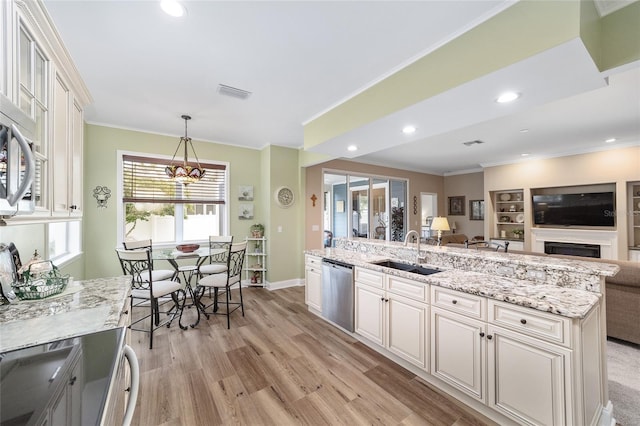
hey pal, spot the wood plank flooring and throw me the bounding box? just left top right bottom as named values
left=130, top=286, right=494, bottom=426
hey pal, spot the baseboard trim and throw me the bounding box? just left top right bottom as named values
left=265, top=278, right=304, bottom=291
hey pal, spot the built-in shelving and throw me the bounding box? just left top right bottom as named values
left=629, top=182, right=640, bottom=262
left=491, top=190, right=526, bottom=247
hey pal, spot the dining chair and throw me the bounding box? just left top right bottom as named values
left=123, top=239, right=176, bottom=281
left=198, top=235, right=233, bottom=277
left=116, top=248, right=186, bottom=349
left=194, top=241, right=247, bottom=329
left=464, top=240, right=509, bottom=252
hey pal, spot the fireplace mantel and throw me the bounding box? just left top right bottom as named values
left=530, top=227, right=618, bottom=259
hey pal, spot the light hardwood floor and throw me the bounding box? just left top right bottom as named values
left=130, top=286, right=494, bottom=425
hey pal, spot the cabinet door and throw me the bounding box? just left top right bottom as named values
left=70, top=101, right=83, bottom=215
left=355, top=283, right=385, bottom=346
left=50, top=385, right=68, bottom=426
left=305, top=266, right=322, bottom=312
left=487, top=326, right=570, bottom=426
left=68, top=355, right=83, bottom=426
left=387, top=294, right=427, bottom=369
left=431, top=307, right=486, bottom=401
left=52, top=72, right=69, bottom=215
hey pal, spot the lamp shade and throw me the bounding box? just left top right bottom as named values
left=431, top=216, right=450, bottom=231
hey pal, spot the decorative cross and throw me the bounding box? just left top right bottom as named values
left=311, top=194, right=318, bottom=207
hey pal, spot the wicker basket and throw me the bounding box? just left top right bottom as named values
left=12, top=261, right=70, bottom=300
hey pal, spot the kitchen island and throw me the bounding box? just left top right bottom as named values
left=0, top=276, right=131, bottom=352
left=305, top=239, right=619, bottom=426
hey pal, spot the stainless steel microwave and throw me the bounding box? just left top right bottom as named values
left=0, top=93, right=36, bottom=216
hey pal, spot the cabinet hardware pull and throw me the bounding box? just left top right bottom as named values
left=69, top=376, right=77, bottom=385
left=487, top=335, right=493, bottom=340
left=70, top=205, right=77, bottom=210
left=381, top=297, right=385, bottom=301
left=479, top=332, right=485, bottom=338
left=520, top=319, right=527, bottom=324
left=452, top=300, right=457, bottom=304
left=49, top=366, right=62, bottom=382
left=123, top=310, right=129, bottom=315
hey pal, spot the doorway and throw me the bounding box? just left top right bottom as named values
left=421, top=193, right=437, bottom=239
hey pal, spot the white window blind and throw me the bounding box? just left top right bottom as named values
left=122, top=155, right=226, bottom=204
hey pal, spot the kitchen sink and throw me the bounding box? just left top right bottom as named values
left=372, top=260, right=441, bottom=276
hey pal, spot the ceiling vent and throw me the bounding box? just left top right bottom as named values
left=217, top=84, right=252, bottom=100
left=463, top=140, right=485, bottom=146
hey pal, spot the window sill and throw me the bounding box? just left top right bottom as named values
left=51, top=251, right=83, bottom=269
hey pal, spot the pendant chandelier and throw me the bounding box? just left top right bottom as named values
left=165, top=114, right=205, bottom=185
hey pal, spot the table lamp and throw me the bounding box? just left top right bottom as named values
left=431, top=217, right=451, bottom=246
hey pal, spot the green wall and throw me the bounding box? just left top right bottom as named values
left=84, top=124, right=265, bottom=279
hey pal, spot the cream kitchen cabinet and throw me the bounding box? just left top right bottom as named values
left=431, top=307, right=486, bottom=401
left=51, top=70, right=84, bottom=217
left=355, top=268, right=428, bottom=369
left=2, top=0, right=90, bottom=221
left=487, top=325, right=570, bottom=425
left=431, top=285, right=603, bottom=426
left=304, top=255, right=322, bottom=313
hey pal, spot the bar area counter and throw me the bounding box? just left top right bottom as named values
left=304, top=238, right=620, bottom=426
left=0, top=276, right=131, bottom=352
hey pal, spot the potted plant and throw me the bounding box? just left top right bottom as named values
left=250, top=223, right=264, bottom=238
left=512, top=229, right=524, bottom=239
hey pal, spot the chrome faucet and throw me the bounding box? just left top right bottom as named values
left=404, top=230, right=424, bottom=264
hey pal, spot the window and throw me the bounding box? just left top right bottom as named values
left=48, top=220, right=81, bottom=263
left=323, top=171, right=407, bottom=244
left=120, top=154, right=228, bottom=244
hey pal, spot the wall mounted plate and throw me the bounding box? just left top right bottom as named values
left=275, top=186, right=295, bottom=208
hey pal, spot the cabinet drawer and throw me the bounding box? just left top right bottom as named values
left=387, top=275, right=428, bottom=303
left=305, top=255, right=322, bottom=267
left=431, top=287, right=486, bottom=320
left=355, top=267, right=384, bottom=289
left=488, top=300, right=570, bottom=346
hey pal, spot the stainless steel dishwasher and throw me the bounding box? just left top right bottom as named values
left=321, top=258, right=355, bottom=332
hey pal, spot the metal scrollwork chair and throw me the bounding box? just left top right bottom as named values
left=123, top=239, right=176, bottom=282
left=116, top=248, right=186, bottom=349
left=197, top=235, right=233, bottom=278
left=194, top=241, right=247, bottom=329
left=464, top=240, right=510, bottom=252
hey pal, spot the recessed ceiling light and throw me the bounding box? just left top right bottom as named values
left=519, top=128, right=529, bottom=133
left=402, top=125, right=416, bottom=135
left=521, top=153, right=530, bottom=157
left=161, top=0, right=186, bottom=17
left=605, top=138, right=616, bottom=143
left=496, top=91, right=520, bottom=103
left=347, top=145, right=358, bottom=152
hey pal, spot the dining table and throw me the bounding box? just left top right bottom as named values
left=153, top=246, right=227, bottom=328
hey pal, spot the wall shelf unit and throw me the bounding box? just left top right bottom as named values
left=244, top=237, right=266, bottom=287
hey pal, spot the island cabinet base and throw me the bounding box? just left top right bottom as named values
left=346, top=266, right=613, bottom=426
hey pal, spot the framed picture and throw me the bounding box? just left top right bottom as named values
left=238, top=185, right=254, bottom=201
left=336, top=200, right=345, bottom=213
left=469, top=199, right=484, bottom=220
left=238, top=203, right=254, bottom=220
left=448, top=196, right=465, bottom=216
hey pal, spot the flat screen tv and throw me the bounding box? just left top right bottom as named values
left=532, top=192, right=615, bottom=227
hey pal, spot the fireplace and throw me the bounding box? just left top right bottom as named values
left=544, top=241, right=601, bottom=258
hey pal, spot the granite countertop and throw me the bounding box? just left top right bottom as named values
left=0, top=276, right=131, bottom=353
left=306, top=248, right=600, bottom=319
